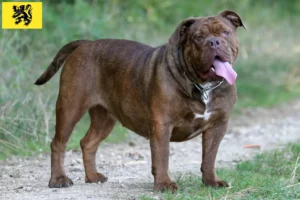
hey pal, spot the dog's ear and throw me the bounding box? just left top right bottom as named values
left=169, top=17, right=197, bottom=46
left=219, top=10, right=246, bottom=30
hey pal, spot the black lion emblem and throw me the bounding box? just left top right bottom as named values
left=12, top=4, right=32, bottom=26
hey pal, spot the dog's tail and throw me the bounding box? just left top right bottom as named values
left=34, top=40, right=89, bottom=85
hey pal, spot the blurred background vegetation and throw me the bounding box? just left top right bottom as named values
left=0, top=0, right=300, bottom=159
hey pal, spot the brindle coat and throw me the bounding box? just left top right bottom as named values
left=35, top=10, right=245, bottom=192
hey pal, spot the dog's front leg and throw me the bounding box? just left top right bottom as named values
left=150, top=123, right=178, bottom=192
left=201, top=121, right=229, bottom=187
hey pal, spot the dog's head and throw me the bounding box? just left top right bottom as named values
left=169, top=10, right=245, bottom=85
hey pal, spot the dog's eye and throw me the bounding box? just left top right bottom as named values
left=222, top=31, right=230, bottom=37
left=195, top=35, right=204, bottom=42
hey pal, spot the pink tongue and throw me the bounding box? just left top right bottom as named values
left=213, top=59, right=237, bottom=85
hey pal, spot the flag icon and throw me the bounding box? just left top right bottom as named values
left=2, top=2, right=42, bottom=29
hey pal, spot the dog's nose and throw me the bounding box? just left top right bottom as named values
left=208, top=37, right=221, bottom=49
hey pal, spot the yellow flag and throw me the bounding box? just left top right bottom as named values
left=2, top=2, right=42, bottom=29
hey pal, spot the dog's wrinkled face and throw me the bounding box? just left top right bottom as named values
left=169, top=10, right=245, bottom=84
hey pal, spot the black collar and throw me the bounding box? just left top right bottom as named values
left=176, top=45, right=223, bottom=100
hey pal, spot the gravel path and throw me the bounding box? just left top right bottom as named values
left=1, top=100, right=299, bottom=200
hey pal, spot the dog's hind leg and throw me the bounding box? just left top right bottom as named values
left=48, top=95, right=88, bottom=188
left=80, top=105, right=116, bottom=183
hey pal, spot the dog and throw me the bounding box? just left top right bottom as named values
left=35, top=10, right=245, bottom=192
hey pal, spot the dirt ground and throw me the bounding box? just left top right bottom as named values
left=1, top=100, right=299, bottom=200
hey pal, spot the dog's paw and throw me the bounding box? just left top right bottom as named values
left=48, top=175, right=73, bottom=188
left=154, top=181, right=178, bottom=193
left=202, top=179, right=229, bottom=188
left=85, top=173, right=108, bottom=183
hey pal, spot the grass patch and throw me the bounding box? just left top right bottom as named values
left=1, top=0, right=300, bottom=159
left=235, top=58, right=300, bottom=109
left=140, top=143, right=300, bottom=200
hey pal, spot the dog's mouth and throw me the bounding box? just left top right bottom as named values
left=199, top=56, right=237, bottom=85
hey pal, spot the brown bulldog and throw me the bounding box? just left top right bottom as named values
left=35, top=10, right=245, bottom=192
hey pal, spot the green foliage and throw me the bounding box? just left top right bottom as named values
left=1, top=0, right=300, bottom=159
left=141, top=143, right=300, bottom=200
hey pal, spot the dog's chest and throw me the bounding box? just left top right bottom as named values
left=189, top=89, right=215, bottom=132
left=190, top=82, right=217, bottom=122
left=193, top=91, right=212, bottom=121
left=171, top=89, right=216, bottom=141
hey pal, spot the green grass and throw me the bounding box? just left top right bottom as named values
left=0, top=0, right=300, bottom=159
left=140, top=143, right=300, bottom=200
